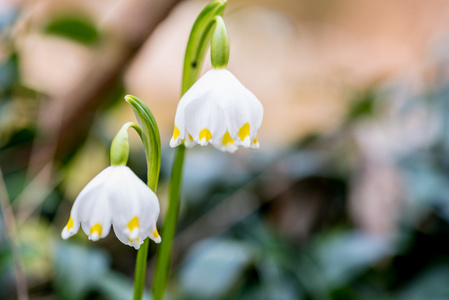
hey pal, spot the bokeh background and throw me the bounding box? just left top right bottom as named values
left=2, top=0, right=449, bottom=299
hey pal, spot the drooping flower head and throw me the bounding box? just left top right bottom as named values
left=61, top=122, right=161, bottom=249
left=170, top=69, right=263, bottom=152
left=170, top=15, right=263, bottom=153
left=61, top=165, right=161, bottom=249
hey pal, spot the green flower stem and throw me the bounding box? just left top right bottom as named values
left=125, top=95, right=162, bottom=300
left=152, top=145, right=185, bottom=300
left=152, top=1, right=227, bottom=300
left=134, top=240, right=150, bottom=300
left=181, top=0, right=227, bottom=94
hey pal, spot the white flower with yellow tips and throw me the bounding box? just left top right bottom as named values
left=61, top=165, right=161, bottom=249
left=170, top=69, right=263, bottom=153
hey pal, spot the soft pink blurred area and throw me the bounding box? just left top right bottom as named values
left=13, top=0, right=449, bottom=149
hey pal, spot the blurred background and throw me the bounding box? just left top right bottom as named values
left=1, top=0, right=449, bottom=299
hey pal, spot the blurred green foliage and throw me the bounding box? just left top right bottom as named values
left=44, top=15, right=99, bottom=45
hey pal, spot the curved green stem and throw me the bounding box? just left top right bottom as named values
left=152, top=145, right=185, bottom=300
left=125, top=95, right=162, bottom=300
left=152, top=1, right=227, bottom=300
left=181, top=0, right=227, bottom=94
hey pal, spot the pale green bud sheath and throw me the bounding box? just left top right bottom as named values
left=110, top=122, right=142, bottom=166
left=211, top=16, right=229, bottom=69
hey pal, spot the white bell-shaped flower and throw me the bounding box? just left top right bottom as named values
left=170, top=69, right=263, bottom=153
left=61, top=165, right=161, bottom=249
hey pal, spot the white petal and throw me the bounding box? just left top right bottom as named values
left=250, top=138, right=260, bottom=149
left=61, top=215, right=79, bottom=239
left=171, top=68, right=263, bottom=151
left=107, top=166, right=160, bottom=246
left=170, top=135, right=182, bottom=148
left=172, top=72, right=217, bottom=146
left=148, top=225, right=162, bottom=244
left=212, top=132, right=239, bottom=153
left=213, top=69, right=263, bottom=143
left=184, top=98, right=226, bottom=146
left=212, top=142, right=238, bottom=153
left=79, top=196, right=112, bottom=242
left=113, top=223, right=143, bottom=249
left=69, top=167, right=114, bottom=241
left=182, top=131, right=197, bottom=148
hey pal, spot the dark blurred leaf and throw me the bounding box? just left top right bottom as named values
left=256, top=257, right=304, bottom=300
left=311, top=231, right=393, bottom=288
left=44, top=15, right=99, bottom=45
left=94, top=271, right=149, bottom=300
left=178, top=238, right=256, bottom=299
left=54, top=242, right=110, bottom=300
left=1, top=170, right=28, bottom=202
left=0, top=53, right=19, bottom=94
left=234, top=218, right=307, bottom=300
left=346, top=89, right=377, bottom=123
left=399, top=260, right=449, bottom=300
left=0, top=241, right=15, bottom=299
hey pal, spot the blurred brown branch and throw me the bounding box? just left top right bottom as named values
left=29, top=0, right=182, bottom=174
left=0, top=168, right=29, bottom=300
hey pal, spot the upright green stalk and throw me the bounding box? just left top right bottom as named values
left=152, top=1, right=227, bottom=300
left=125, top=95, right=162, bottom=300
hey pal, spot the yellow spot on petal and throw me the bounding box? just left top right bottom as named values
left=90, top=223, right=102, bottom=236
left=253, top=137, right=258, bottom=144
left=127, top=237, right=140, bottom=243
left=199, top=128, right=212, bottom=142
left=222, top=131, right=234, bottom=146
left=238, top=123, right=250, bottom=141
left=127, top=216, right=139, bottom=232
left=188, top=133, right=194, bottom=141
left=173, top=126, right=180, bottom=140
left=66, top=216, right=74, bottom=230
left=153, top=228, right=160, bottom=239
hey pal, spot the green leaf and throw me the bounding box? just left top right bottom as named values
left=44, top=15, right=99, bottom=45
left=345, top=89, right=377, bottom=123
left=54, top=242, right=110, bottom=300
left=181, top=0, right=227, bottom=94
left=179, top=238, right=255, bottom=299
left=311, top=231, right=393, bottom=288
left=95, top=271, right=150, bottom=300
left=124, top=95, right=161, bottom=192
left=399, top=260, right=449, bottom=300
left=0, top=53, right=19, bottom=94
